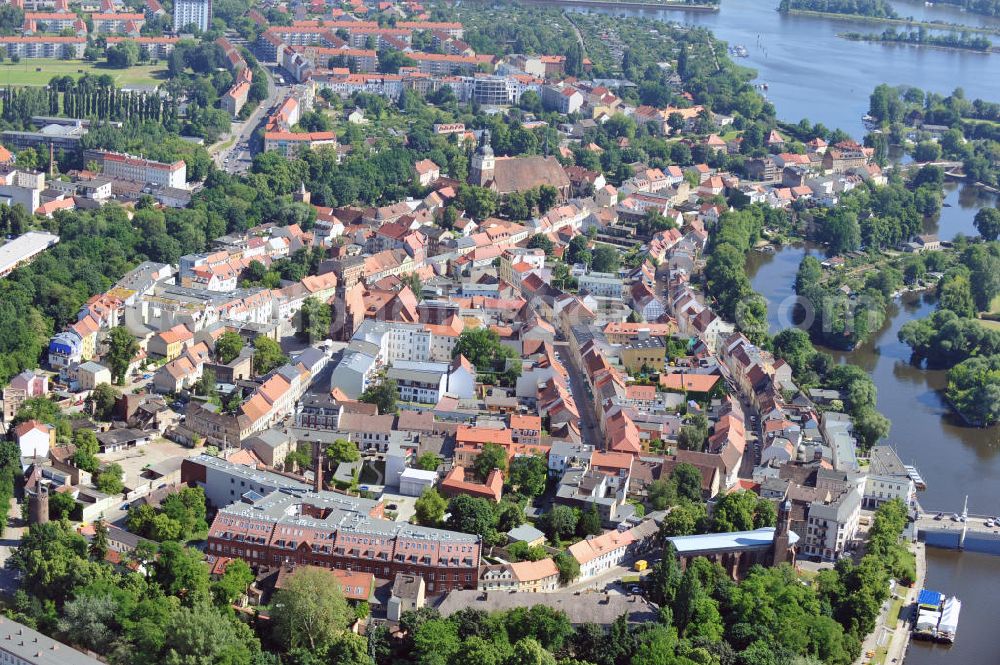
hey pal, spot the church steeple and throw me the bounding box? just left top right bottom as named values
left=469, top=129, right=495, bottom=187
left=771, top=499, right=793, bottom=567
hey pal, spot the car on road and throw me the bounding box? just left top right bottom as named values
left=934, top=512, right=943, bottom=520
left=120, top=503, right=130, bottom=511
left=951, top=513, right=960, bottom=521
left=629, top=586, right=642, bottom=594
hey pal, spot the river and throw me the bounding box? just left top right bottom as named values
left=746, top=213, right=998, bottom=664
left=569, top=0, right=1000, bottom=137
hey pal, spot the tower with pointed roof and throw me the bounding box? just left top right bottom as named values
left=469, top=129, right=495, bottom=188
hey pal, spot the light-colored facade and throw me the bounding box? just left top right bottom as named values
left=173, top=0, right=211, bottom=32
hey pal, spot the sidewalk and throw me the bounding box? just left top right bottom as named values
left=854, top=540, right=926, bottom=665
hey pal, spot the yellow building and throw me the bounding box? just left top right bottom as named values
left=620, top=337, right=667, bottom=374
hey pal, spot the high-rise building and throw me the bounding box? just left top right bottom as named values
left=173, top=0, right=211, bottom=33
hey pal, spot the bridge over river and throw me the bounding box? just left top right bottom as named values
left=914, top=498, right=1000, bottom=555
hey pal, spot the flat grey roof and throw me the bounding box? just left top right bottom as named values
left=0, top=615, right=102, bottom=663
left=0, top=232, right=59, bottom=275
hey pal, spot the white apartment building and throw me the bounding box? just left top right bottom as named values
left=173, top=0, right=211, bottom=32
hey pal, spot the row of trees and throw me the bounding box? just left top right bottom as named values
left=705, top=206, right=772, bottom=345
left=779, top=0, right=899, bottom=17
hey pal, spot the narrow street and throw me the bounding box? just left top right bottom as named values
left=553, top=341, right=601, bottom=450
left=0, top=496, right=25, bottom=598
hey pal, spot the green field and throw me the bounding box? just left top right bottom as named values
left=0, top=60, right=166, bottom=87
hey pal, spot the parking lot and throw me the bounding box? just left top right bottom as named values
left=101, top=437, right=200, bottom=488
left=378, top=492, right=417, bottom=523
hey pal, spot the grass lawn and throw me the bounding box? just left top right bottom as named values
left=978, top=319, right=1000, bottom=330
left=0, top=59, right=166, bottom=87
left=887, top=597, right=903, bottom=626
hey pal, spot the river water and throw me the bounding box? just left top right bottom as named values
left=573, top=0, right=1000, bottom=137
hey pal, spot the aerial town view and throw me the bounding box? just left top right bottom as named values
left=0, top=0, right=998, bottom=662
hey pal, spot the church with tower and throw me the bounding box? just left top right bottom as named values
left=664, top=500, right=799, bottom=581
left=468, top=129, right=571, bottom=199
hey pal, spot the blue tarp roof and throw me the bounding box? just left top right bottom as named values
left=918, top=589, right=943, bottom=607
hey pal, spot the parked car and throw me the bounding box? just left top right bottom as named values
left=934, top=512, right=943, bottom=520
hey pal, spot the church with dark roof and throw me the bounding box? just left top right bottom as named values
left=469, top=130, right=571, bottom=199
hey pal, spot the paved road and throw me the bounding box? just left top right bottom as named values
left=562, top=551, right=656, bottom=593
left=0, top=497, right=25, bottom=597
left=213, top=63, right=286, bottom=174
left=553, top=341, right=601, bottom=449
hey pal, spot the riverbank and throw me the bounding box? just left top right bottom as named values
left=781, top=7, right=1000, bottom=35
left=518, top=0, right=719, bottom=11
left=837, top=32, right=993, bottom=52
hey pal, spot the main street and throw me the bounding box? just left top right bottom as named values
left=212, top=61, right=287, bottom=174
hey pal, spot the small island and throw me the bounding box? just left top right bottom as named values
left=840, top=28, right=993, bottom=52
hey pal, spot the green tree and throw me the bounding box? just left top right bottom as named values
left=71, top=428, right=100, bottom=472
left=453, top=328, right=519, bottom=383
left=510, top=637, right=557, bottom=665
left=325, top=439, right=360, bottom=465
left=215, top=331, right=244, bottom=364
left=473, top=442, right=509, bottom=481
left=415, top=452, right=441, bottom=471
left=577, top=503, right=602, bottom=537
left=974, top=207, right=1000, bottom=241
left=507, top=454, right=547, bottom=497
left=660, top=502, right=706, bottom=537
left=527, top=233, right=554, bottom=255
left=325, top=632, right=374, bottom=665
left=412, top=618, right=460, bottom=665
left=554, top=551, right=580, bottom=584
left=96, top=463, right=124, bottom=495
left=252, top=336, right=287, bottom=376
left=162, top=602, right=259, bottom=665
left=360, top=377, right=397, bottom=414
left=445, top=494, right=497, bottom=540
left=645, top=543, right=681, bottom=606
left=211, top=559, right=254, bottom=606
left=539, top=505, right=578, bottom=542
left=565, top=235, right=592, bottom=266
left=49, top=490, right=77, bottom=520
left=938, top=272, right=977, bottom=318
left=647, top=479, right=677, bottom=511
left=414, top=487, right=446, bottom=526
left=271, top=566, right=351, bottom=651
left=86, top=383, right=120, bottom=421
left=711, top=491, right=775, bottom=533
left=671, top=463, right=704, bottom=503
left=591, top=246, right=620, bottom=273
left=298, top=296, right=332, bottom=342
left=106, top=326, right=139, bottom=385
left=89, top=519, right=109, bottom=561
left=155, top=541, right=210, bottom=605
